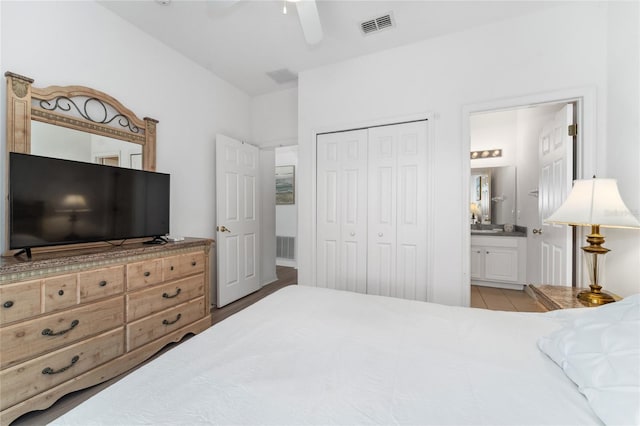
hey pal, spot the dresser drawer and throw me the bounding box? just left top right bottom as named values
left=163, top=251, right=205, bottom=281
left=0, top=296, right=124, bottom=369
left=127, top=275, right=205, bottom=322
left=127, top=258, right=164, bottom=291
left=0, top=327, right=124, bottom=410
left=43, top=274, right=78, bottom=313
left=127, top=297, right=205, bottom=351
left=79, top=265, right=124, bottom=303
left=0, top=280, right=41, bottom=325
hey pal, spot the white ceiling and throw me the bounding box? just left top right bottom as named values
left=98, top=0, right=561, bottom=96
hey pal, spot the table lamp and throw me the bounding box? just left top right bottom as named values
left=545, top=177, right=640, bottom=305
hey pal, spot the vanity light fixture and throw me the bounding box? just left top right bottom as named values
left=470, top=149, right=502, bottom=159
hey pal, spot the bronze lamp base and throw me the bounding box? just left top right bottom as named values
left=577, top=288, right=616, bottom=305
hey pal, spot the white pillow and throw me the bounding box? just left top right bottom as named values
left=538, top=294, right=640, bottom=426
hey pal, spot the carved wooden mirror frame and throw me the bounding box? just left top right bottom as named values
left=4, top=71, right=158, bottom=255
left=5, top=71, right=157, bottom=170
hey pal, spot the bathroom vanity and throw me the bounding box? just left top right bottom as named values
left=470, top=227, right=527, bottom=290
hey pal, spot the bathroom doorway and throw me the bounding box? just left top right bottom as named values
left=463, top=88, right=596, bottom=306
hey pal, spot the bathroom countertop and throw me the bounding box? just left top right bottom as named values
left=470, top=225, right=527, bottom=237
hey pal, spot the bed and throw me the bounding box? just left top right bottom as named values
left=51, top=285, right=639, bottom=425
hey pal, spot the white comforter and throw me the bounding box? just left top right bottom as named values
left=52, top=286, right=601, bottom=425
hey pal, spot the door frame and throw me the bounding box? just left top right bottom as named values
left=308, top=112, right=436, bottom=299
left=461, top=87, right=597, bottom=306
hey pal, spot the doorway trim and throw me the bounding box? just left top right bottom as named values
left=461, top=87, right=597, bottom=306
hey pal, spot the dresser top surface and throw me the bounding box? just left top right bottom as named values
left=0, top=238, right=213, bottom=279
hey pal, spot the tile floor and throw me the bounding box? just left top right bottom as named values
left=470, top=285, right=546, bottom=312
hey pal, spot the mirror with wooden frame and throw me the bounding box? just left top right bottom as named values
left=5, top=71, right=157, bottom=169
left=4, top=71, right=158, bottom=254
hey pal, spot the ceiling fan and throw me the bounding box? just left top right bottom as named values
left=205, top=0, right=323, bottom=45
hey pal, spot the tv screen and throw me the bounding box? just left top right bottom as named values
left=9, top=152, right=170, bottom=250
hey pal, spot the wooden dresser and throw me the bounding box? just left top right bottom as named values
left=0, top=238, right=213, bottom=425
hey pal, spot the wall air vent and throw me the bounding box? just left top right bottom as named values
left=360, top=12, right=394, bottom=35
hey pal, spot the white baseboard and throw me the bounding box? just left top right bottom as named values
left=276, top=259, right=297, bottom=268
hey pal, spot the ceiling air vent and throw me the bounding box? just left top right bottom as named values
left=266, top=68, right=298, bottom=85
left=360, top=13, right=394, bottom=35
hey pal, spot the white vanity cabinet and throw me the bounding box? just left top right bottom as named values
left=471, top=236, right=526, bottom=290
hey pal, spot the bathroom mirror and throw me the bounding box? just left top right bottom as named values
left=5, top=71, right=157, bottom=171
left=31, top=121, right=143, bottom=168
left=470, top=166, right=516, bottom=225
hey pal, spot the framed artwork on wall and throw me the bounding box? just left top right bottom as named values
left=276, top=165, right=295, bottom=205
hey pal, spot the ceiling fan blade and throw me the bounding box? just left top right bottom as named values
left=295, top=0, right=323, bottom=45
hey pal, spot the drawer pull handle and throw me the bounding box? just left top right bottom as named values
left=3, top=301, right=14, bottom=308
left=42, top=319, right=80, bottom=336
left=99, top=280, right=108, bottom=287
left=58, top=290, right=64, bottom=296
left=42, top=355, right=80, bottom=375
left=162, top=288, right=182, bottom=299
left=170, top=266, right=174, bottom=271
left=144, top=271, right=151, bottom=277
left=191, top=261, right=196, bottom=266
left=162, top=313, right=182, bottom=326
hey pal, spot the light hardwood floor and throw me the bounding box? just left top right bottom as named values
left=10, top=268, right=543, bottom=425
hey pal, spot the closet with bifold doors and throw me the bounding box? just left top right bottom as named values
left=316, top=120, right=429, bottom=301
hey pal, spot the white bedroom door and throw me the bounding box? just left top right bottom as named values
left=216, top=134, right=261, bottom=307
left=538, top=104, right=574, bottom=286
left=367, top=121, right=428, bottom=300
left=316, top=129, right=368, bottom=293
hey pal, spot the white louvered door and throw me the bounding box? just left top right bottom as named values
left=316, top=129, right=368, bottom=293
left=316, top=121, right=428, bottom=301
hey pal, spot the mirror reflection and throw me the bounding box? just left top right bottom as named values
left=31, top=121, right=143, bottom=169
left=470, top=166, right=516, bottom=225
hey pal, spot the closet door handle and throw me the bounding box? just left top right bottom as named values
left=378, top=232, right=383, bottom=237
left=350, top=232, right=356, bottom=237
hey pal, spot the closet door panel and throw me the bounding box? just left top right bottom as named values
left=316, top=130, right=368, bottom=292
left=367, top=128, right=397, bottom=297
left=317, top=138, right=340, bottom=290
left=340, top=135, right=368, bottom=293
left=396, top=122, right=429, bottom=301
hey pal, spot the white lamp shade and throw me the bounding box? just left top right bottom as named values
left=545, top=178, right=640, bottom=229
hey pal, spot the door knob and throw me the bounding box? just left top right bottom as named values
left=533, top=228, right=542, bottom=234
left=217, top=225, right=231, bottom=233
left=350, top=232, right=356, bottom=237
left=378, top=232, right=383, bottom=237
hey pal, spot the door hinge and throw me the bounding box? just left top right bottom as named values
left=568, top=124, right=578, bottom=137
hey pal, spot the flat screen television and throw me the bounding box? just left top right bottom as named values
left=9, top=152, right=170, bottom=255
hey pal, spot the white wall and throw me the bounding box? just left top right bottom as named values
left=251, top=88, right=299, bottom=273
left=1, top=1, right=252, bottom=297
left=604, top=1, right=640, bottom=297
left=251, top=87, right=298, bottom=147
left=260, top=149, right=277, bottom=285
left=298, top=2, right=639, bottom=304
